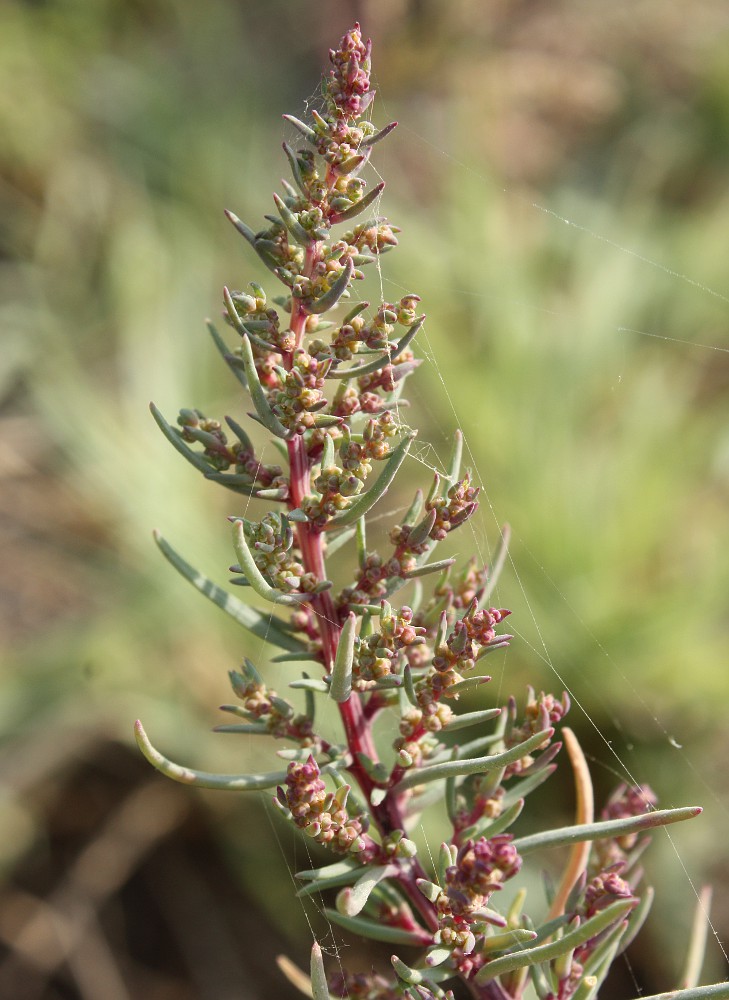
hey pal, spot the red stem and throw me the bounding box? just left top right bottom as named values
left=284, top=242, right=438, bottom=934
left=286, top=245, right=378, bottom=796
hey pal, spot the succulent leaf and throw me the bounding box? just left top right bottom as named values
left=153, top=531, right=304, bottom=651
left=513, top=806, right=702, bottom=855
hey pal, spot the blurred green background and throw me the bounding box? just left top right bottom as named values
left=1, top=0, right=728, bottom=997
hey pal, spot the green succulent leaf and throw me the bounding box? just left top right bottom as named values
left=335, top=865, right=394, bottom=916
left=206, top=320, right=248, bottom=388
left=474, top=900, right=635, bottom=983
left=150, top=403, right=214, bottom=476
left=297, top=867, right=370, bottom=898
left=273, top=191, right=316, bottom=246
left=442, top=708, right=502, bottom=734
left=482, top=523, right=511, bottom=604
left=393, top=727, right=554, bottom=793
left=360, top=121, right=398, bottom=147
left=153, top=531, right=304, bottom=652
left=213, top=722, right=271, bottom=735
left=296, top=858, right=364, bottom=883
left=289, top=678, right=330, bottom=693
left=231, top=520, right=309, bottom=607
left=322, top=908, right=430, bottom=947
left=230, top=307, right=293, bottom=440
left=282, top=114, right=317, bottom=142
left=392, top=956, right=426, bottom=985
left=309, top=942, right=329, bottom=1000
left=459, top=798, right=525, bottom=842
left=513, top=805, right=702, bottom=854
left=403, top=557, right=456, bottom=580
left=501, top=765, right=557, bottom=808
left=328, top=432, right=416, bottom=528
left=482, top=928, right=538, bottom=954
left=638, top=986, right=729, bottom=1000
left=330, top=180, right=385, bottom=224
left=282, top=142, right=307, bottom=194
left=329, top=611, right=356, bottom=702
left=135, top=720, right=287, bottom=790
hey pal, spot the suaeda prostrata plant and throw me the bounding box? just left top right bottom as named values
left=135, top=24, right=726, bottom=1000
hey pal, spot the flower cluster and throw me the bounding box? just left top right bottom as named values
left=443, top=836, right=522, bottom=917
left=224, top=660, right=316, bottom=745
left=327, top=22, right=374, bottom=119
left=302, top=417, right=401, bottom=527
left=177, top=408, right=286, bottom=491
left=502, top=687, right=570, bottom=778
left=278, top=755, right=376, bottom=858
left=349, top=604, right=427, bottom=690
left=236, top=512, right=317, bottom=594
left=395, top=603, right=512, bottom=755
left=584, top=866, right=636, bottom=917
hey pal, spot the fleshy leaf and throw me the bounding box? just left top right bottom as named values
left=459, top=798, right=525, bottom=842
left=232, top=520, right=309, bottom=607
left=282, top=114, right=316, bottom=142
left=502, top=765, right=558, bottom=807
left=403, top=557, right=456, bottom=580
left=153, top=531, right=304, bottom=651
left=150, top=403, right=214, bottom=476
left=637, top=986, right=729, bottom=1000
left=392, top=956, right=425, bottom=985
left=678, top=885, right=713, bottom=990
left=296, top=858, right=365, bottom=882
left=474, top=899, right=635, bottom=983
left=227, top=301, right=293, bottom=440
left=310, top=942, right=330, bottom=1000
left=360, top=121, right=398, bottom=146
left=273, top=191, right=315, bottom=246
left=328, top=433, right=416, bottom=527
left=330, top=181, right=385, bottom=224
left=482, top=929, right=538, bottom=953
left=135, top=720, right=286, bottom=790
left=482, top=524, right=511, bottom=604
left=393, top=727, right=554, bottom=793
left=335, top=865, right=394, bottom=916
left=513, top=805, right=702, bottom=854
left=442, top=708, right=501, bottom=733
left=282, top=142, right=307, bottom=194
left=206, top=320, right=248, bottom=388
left=329, top=612, right=356, bottom=702
left=289, top=678, right=330, bottom=693
left=322, top=908, right=431, bottom=946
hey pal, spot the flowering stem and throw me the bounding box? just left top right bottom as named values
left=141, top=23, right=713, bottom=1000
left=287, top=243, right=381, bottom=808
left=284, top=247, right=436, bottom=935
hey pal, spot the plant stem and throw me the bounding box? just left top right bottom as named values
left=284, top=242, right=437, bottom=935
left=287, top=244, right=380, bottom=802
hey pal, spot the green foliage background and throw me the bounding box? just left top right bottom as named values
left=1, top=0, right=728, bottom=995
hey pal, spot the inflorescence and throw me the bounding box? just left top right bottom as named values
left=136, top=24, right=712, bottom=1000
